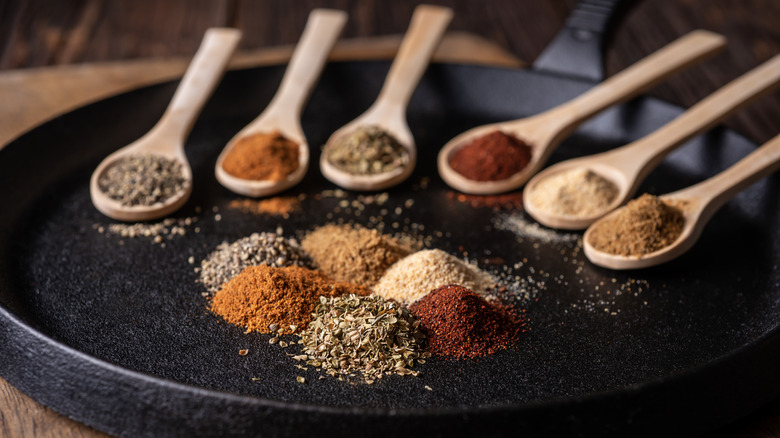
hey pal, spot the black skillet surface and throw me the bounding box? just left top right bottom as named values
left=3, top=11, right=780, bottom=438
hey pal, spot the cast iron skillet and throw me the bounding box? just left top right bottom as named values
left=2, top=1, right=780, bottom=437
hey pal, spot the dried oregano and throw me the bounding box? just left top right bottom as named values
left=294, top=294, right=429, bottom=384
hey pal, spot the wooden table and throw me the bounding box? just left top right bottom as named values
left=1, top=1, right=779, bottom=436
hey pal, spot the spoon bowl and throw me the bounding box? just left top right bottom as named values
left=320, top=4, right=452, bottom=191
left=215, top=9, right=347, bottom=197
left=524, top=54, right=780, bottom=230
left=90, top=28, right=242, bottom=221
left=438, top=30, right=726, bottom=195
left=584, top=132, right=780, bottom=270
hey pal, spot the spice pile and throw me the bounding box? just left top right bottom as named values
left=373, top=249, right=495, bottom=304
left=200, top=232, right=313, bottom=292
left=210, top=265, right=370, bottom=334
left=448, top=131, right=532, bottom=181
left=301, top=223, right=412, bottom=287
left=324, top=125, right=406, bottom=175
left=587, top=193, right=685, bottom=256
left=98, top=153, right=187, bottom=206
left=221, top=131, right=299, bottom=181
left=294, top=294, right=429, bottom=383
left=527, top=168, right=619, bottom=217
left=410, top=285, right=526, bottom=358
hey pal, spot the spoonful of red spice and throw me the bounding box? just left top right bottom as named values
left=437, top=30, right=725, bottom=195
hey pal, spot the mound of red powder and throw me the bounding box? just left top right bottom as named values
left=409, top=284, right=527, bottom=358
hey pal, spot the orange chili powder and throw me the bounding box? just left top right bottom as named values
left=221, top=131, right=299, bottom=181
left=209, top=265, right=370, bottom=334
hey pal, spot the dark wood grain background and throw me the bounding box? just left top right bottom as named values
left=1, top=0, right=779, bottom=437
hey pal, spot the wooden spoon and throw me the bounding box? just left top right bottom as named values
left=584, top=133, right=780, bottom=270
left=524, top=54, right=780, bottom=230
left=437, top=30, right=726, bottom=195
left=90, top=28, right=242, bottom=221
left=215, top=9, right=347, bottom=197
left=320, top=5, right=453, bottom=191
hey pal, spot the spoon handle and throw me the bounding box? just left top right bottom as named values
left=154, top=28, right=242, bottom=144
left=371, top=5, right=453, bottom=116
left=608, top=54, right=780, bottom=178
left=260, top=9, right=347, bottom=125
left=542, top=30, right=725, bottom=134
left=673, top=133, right=780, bottom=217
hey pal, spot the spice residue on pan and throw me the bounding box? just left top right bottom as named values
left=448, top=131, right=532, bottom=181
left=588, top=193, right=685, bottom=256
left=94, top=216, right=199, bottom=246
left=98, top=153, right=187, bottom=206
left=228, top=196, right=301, bottom=218
left=221, top=131, right=299, bottom=181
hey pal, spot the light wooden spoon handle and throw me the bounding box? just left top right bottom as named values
left=370, top=5, right=452, bottom=116
left=673, top=133, right=780, bottom=216
left=259, top=9, right=347, bottom=125
left=153, top=28, right=242, bottom=143
left=611, top=54, right=780, bottom=176
left=542, top=30, right=725, bottom=133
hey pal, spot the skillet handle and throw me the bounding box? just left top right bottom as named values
left=532, top=0, right=636, bottom=82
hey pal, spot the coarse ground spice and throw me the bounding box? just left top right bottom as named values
left=410, top=284, right=526, bottom=358
left=209, top=265, right=369, bottom=334
left=221, top=131, right=299, bottom=181
left=449, top=131, right=532, bottom=181
left=199, top=232, right=313, bottom=293
left=293, top=294, right=429, bottom=383
left=98, top=153, right=187, bottom=206
left=372, top=249, right=495, bottom=304
left=324, top=125, right=406, bottom=175
left=228, top=196, right=300, bottom=218
left=301, top=223, right=412, bottom=288
left=527, top=168, right=618, bottom=217
left=587, top=193, right=685, bottom=256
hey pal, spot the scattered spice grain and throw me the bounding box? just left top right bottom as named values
left=324, top=125, right=406, bottom=175
left=296, top=294, right=429, bottom=383
left=228, top=196, right=300, bottom=217
left=221, top=131, right=299, bottom=181
left=448, top=131, right=532, bottom=181
left=96, top=216, right=198, bottom=243
left=373, top=249, right=495, bottom=304
left=527, top=168, right=618, bottom=217
left=200, top=232, right=313, bottom=293
left=587, top=193, right=684, bottom=256
left=98, top=153, right=187, bottom=206
left=410, top=284, right=526, bottom=358
left=301, top=224, right=412, bottom=288
left=210, top=265, right=370, bottom=334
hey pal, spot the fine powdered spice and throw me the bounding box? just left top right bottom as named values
left=372, top=249, right=495, bottom=304
left=447, top=190, right=524, bottom=210
left=448, top=131, right=532, bottom=181
left=228, top=196, right=300, bottom=218
left=98, top=153, right=187, bottom=206
left=293, top=294, right=428, bottom=383
left=301, top=223, right=412, bottom=288
left=410, top=284, right=526, bottom=358
left=210, top=265, right=369, bottom=334
left=527, top=168, right=618, bottom=217
left=200, top=232, right=313, bottom=292
left=587, top=193, right=685, bottom=256
left=324, top=125, right=406, bottom=175
left=221, top=131, right=299, bottom=181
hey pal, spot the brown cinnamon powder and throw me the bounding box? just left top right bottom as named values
left=587, top=193, right=684, bottom=256
left=221, top=131, right=299, bottom=181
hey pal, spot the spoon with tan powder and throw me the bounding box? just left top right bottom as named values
left=319, top=5, right=453, bottom=191
left=215, top=9, right=347, bottom=197
left=90, top=28, right=242, bottom=221
left=583, top=132, right=780, bottom=270
left=524, top=54, right=780, bottom=230
left=437, top=30, right=726, bottom=195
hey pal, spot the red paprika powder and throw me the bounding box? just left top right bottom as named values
left=448, top=130, right=532, bottom=181
left=409, top=284, right=527, bottom=358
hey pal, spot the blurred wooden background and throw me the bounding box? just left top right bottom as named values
left=0, top=0, right=779, bottom=437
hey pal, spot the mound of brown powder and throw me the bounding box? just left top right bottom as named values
left=301, top=224, right=412, bottom=288
left=209, top=265, right=369, bottom=334
left=221, top=131, right=299, bottom=181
